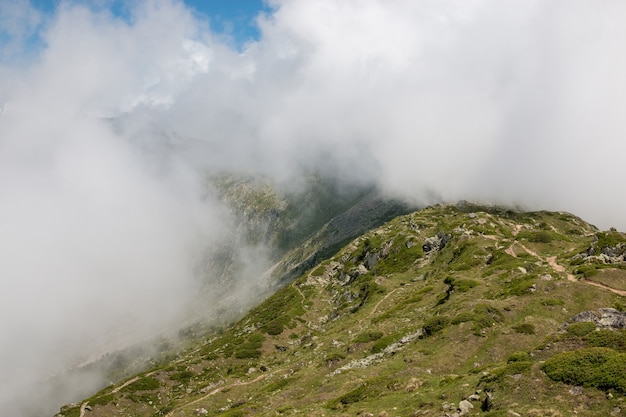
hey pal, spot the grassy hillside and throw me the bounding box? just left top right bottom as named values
left=57, top=205, right=626, bottom=417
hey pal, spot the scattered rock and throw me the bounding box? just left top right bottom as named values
left=458, top=399, right=474, bottom=415
left=442, top=402, right=455, bottom=411
left=569, top=386, right=583, bottom=396
left=195, top=408, right=209, bottom=416
left=405, top=377, right=422, bottom=392
left=380, top=240, right=393, bottom=257
left=467, top=394, right=481, bottom=402
left=611, top=407, right=621, bottom=416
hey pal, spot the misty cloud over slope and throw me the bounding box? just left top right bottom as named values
left=1, top=0, right=625, bottom=415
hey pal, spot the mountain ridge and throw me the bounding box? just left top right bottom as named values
left=56, top=204, right=626, bottom=417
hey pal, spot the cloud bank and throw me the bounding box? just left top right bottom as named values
left=1, top=0, right=626, bottom=415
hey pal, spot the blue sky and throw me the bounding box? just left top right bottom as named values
left=27, top=0, right=268, bottom=47
left=185, top=0, right=269, bottom=44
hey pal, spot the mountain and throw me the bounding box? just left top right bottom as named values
left=56, top=204, right=626, bottom=417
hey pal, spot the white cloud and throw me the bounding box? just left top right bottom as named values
left=2, top=0, right=626, bottom=415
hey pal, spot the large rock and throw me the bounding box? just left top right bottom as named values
left=568, top=308, right=626, bottom=329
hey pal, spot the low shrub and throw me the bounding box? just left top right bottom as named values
left=566, top=322, right=596, bottom=337
left=472, top=304, right=504, bottom=332
left=542, top=347, right=626, bottom=393
left=508, top=351, right=532, bottom=363
left=353, top=331, right=384, bottom=343
left=584, top=329, right=626, bottom=351
left=512, top=323, right=536, bottom=335
left=371, top=335, right=397, bottom=353
left=451, top=312, right=474, bottom=325
left=121, top=376, right=160, bottom=392
left=88, top=394, right=114, bottom=406
left=423, top=316, right=450, bottom=337
left=169, top=370, right=194, bottom=382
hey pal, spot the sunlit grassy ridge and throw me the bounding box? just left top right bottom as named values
left=59, top=204, right=626, bottom=417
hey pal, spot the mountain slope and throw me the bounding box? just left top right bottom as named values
left=57, top=204, right=626, bottom=417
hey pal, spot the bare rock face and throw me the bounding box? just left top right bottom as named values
left=568, top=308, right=626, bottom=329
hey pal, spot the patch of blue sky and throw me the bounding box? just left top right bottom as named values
left=185, top=0, right=270, bottom=49
left=27, top=0, right=268, bottom=48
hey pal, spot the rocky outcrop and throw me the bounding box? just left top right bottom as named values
left=422, top=231, right=451, bottom=254
left=567, top=308, right=626, bottom=329
left=572, top=233, right=626, bottom=264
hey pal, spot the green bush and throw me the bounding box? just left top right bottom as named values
left=263, top=317, right=287, bottom=335
left=566, top=322, right=596, bottom=337
left=504, top=276, right=536, bottom=296
left=121, top=376, right=160, bottom=392
left=353, top=331, right=384, bottom=343
left=60, top=407, right=81, bottom=417
left=541, top=298, right=564, bottom=306
left=234, top=348, right=261, bottom=359
left=512, top=323, right=535, bottom=335
left=454, top=279, right=480, bottom=292
left=328, top=378, right=389, bottom=408
left=338, top=384, right=369, bottom=405
left=325, top=352, right=345, bottom=364
left=371, top=335, right=397, bottom=353
left=169, top=370, right=194, bottom=382
left=584, top=329, right=626, bottom=351
left=575, top=265, right=601, bottom=278
left=423, top=316, right=450, bottom=337
left=528, top=231, right=553, bottom=243
left=472, top=304, right=504, bottom=332
left=311, top=266, right=325, bottom=276
left=88, top=394, right=114, bottom=406
left=451, top=312, right=474, bottom=325
left=542, top=347, right=626, bottom=393
left=221, top=410, right=244, bottom=417
left=481, top=361, right=532, bottom=383
left=248, top=333, right=265, bottom=343
left=264, top=377, right=294, bottom=392
left=508, top=351, right=532, bottom=363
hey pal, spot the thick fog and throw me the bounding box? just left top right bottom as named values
left=1, top=0, right=625, bottom=415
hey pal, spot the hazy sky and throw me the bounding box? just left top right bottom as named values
left=1, top=1, right=626, bottom=415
